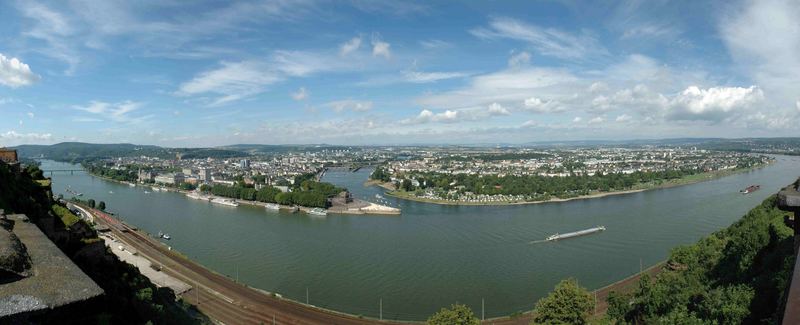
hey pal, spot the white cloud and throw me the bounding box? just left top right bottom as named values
left=326, top=100, right=373, bottom=113
left=621, top=22, right=681, bottom=40
left=340, top=37, right=362, bottom=56
left=667, top=86, right=764, bottom=121
left=15, top=2, right=80, bottom=73
left=488, top=103, right=511, bottom=116
left=523, top=97, right=563, bottom=113
left=177, top=61, right=281, bottom=106
left=615, top=114, right=632, bottom=122
left=0, top=54, right=40, bottom=88
left=72, top=100, right=149, bottom=123
left=177, top=50, right=350, bottom=105
left=402, top=70, right=469, bottom=83
left=419, top=39, right=451, bottom=49
left=508, top=51, right=531, bottom=68
left=0, top=130, right=52, bottom=142
left=471, top=16, right=607, bottom=59
left=796, top=100, right=800, bottom=112
left=589, top=82, right=608, bottom=93
left=27, top=112, right=35, bottom=119
left=416, top=67, right=578, bottom=110
left=402, top=109, right=462, bottom=124
left=371, top=35, right=391, bottom=59
left=291, top=87, right=309, bottom=101
left=572, top=117, right=582, bottom=123
left=721, top=0, right=800, bottom=106
left=521, top=120, right=538, bottom=128
left=588, top=116, right=605, bottom=124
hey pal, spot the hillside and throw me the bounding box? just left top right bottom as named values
left=606, top=194, right=796, bottom=324
left=0, top=162, right=207, bottom=324
left=12, top=142, right=247, bottom=162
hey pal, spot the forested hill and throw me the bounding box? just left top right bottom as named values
left=606, top=194, right=796, bottom=324
left=12, top=142, right=247, bottom=162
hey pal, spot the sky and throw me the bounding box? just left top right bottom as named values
left=0, top=0, right=799, bottom=147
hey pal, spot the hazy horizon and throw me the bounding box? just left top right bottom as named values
left=1, top=0, right=799, bottom=147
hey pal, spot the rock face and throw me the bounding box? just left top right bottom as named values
left=778, top=178, right=800, bottom=211
left=0, top=227, right=32, bottom=280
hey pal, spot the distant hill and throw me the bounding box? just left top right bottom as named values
left=12, top=142, right=248, bottom=162
left=220, top=144, right=355, bottom=154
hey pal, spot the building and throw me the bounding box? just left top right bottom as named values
left=198, top=168, right=211, bottom=183
left=0, top=148, right=17, bottom=164
left=213, top=179, right=236, bottom=186
left=154, top=173, right=185, bottom=185
left=182, top=168, right=195, bottom=177
left=240, top=159, right=251, bottom=169
left=137, top=169, right=155, bottom=183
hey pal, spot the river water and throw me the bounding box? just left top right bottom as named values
left=41, top=156, right=800, bottom=320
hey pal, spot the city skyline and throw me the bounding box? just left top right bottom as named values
left=1, top=0, right=799, bottom=147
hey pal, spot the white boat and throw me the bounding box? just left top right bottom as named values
left=308, top=208, right=327, bottom=216
left=546, top=226, right=605, bottom=241
left=151, top=186, right=160, bottom=192
left=144, top=191, right=151, bottom=194
left=211, top=198, right=239, bottom=207
left=265, top=203, right=280, bottom=210
left=162, top=233, right=171, bottom=240
left=128, top=183, right=135, bottom=187
left=109, top=191, right=114, bottom=194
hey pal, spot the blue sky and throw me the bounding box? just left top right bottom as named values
left=1, top=0, right=798, bottom=146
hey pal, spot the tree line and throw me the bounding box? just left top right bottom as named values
left=382, top=168, right=707, bottom=199
left=202, top=179, right=343, bottom=208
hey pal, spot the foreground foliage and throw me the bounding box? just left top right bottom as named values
left=607, top=195, right=794, bottom=324
left=427, top=304, right=480, bottom=325
left=532, top=279, right=593, bottom=325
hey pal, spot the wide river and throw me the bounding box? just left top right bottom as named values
left=41, top=156, right=800, bottom=320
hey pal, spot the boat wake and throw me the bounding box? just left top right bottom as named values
left=528, top=239, right=549, bottom=244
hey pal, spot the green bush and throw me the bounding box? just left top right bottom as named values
left=427, top=304, right=479, bottom=325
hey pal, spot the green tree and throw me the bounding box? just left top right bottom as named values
left=532, top=279, right=593, bottom=325
left=427, top=304, right=479, bottom=325
left=88, top=199, right=96, bottom=208
left=98, top=201, right=106, bottom=211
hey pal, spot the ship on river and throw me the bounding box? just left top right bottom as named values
left=547, top=226, right=606, bottom=241
left=740, top=185, right=761, bottom=194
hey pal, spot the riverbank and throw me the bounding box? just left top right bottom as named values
left=377, top=163, right=772, bottom=206
left=83, top=171, right=401, bottom=216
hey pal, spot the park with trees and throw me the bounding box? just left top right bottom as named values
left=202, top=175, right=344, bottom=208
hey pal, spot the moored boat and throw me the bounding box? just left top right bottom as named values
left=265, top=203, right=280, bottom=210
left=308, top=207, right=327, bottom=216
